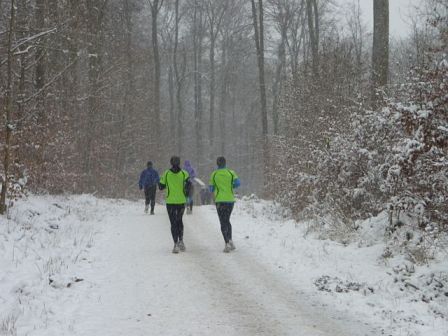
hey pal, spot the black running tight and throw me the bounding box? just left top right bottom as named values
left=166, top=204, right=185, bottom=243
left=216, top=203, right=234, bottom=243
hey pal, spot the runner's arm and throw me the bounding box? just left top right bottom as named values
left=233, top=178, right=241, bottom=188
left=138, top=171, right=145, bottom=190
left=159, top=172, right=166, bottom=190
left=208, top=172, right=215, bottom=193
left=231, top=171, right=240, bottom=188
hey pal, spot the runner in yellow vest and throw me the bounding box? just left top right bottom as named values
left=209, top=156, right=241, bottom=253
left=159, top=156, right=191, bottom=253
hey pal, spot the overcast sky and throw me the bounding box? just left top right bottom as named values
left=334, top=0, right=420, bottom=37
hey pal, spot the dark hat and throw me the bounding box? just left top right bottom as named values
left=147, top=161, right=153, bottom=167
left=170, top=156, right=181, bottom=167
left=217, top=156, right=226, bottom=168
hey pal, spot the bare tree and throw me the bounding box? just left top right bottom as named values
left=34, top=0, right=45, bottom=92
left=347, top=0, right=367, bottom=91
left=284, top=1, right=306, bottom=81
left=306, top=0, right=319, bottom=77
left=218, top=35, right=228, bottom=155
left=148, top=0, right=164, bottom=150
left=82, top=0, right=108, bottom=190
left=115, top=0, right=135, bottom=178
left=174, top=0, right=187, bottom=155
left=269, top=0, right=302, bottom=134
left=250, top=0, right=269, bottom=191
left=190, top=0, right=204, bottom=163
left=0, top=0, right=15, bottom=214
left=204, top=0, right=226, bottom=153
left=251, top=0, right=268, bottom=138
left=372, top=0, right=389, bottom=91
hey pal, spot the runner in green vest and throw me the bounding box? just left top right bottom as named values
left=209, top=156, right=241, bottom=253
left=159, top=156, right=191, bottom=254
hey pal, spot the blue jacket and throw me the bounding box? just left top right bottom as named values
left=183, top=160, right=197, bottom=180
left=139, top=168, right=160, bottom=190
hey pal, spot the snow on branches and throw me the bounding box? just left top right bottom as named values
left=271, top=27, right=447, bottom=241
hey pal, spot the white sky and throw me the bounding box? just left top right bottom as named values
left=334, top=0, right=420, bottom=37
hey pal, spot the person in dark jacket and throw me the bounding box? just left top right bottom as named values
left=139, top=161, right=160, bottom=214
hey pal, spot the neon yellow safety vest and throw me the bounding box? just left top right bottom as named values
left=209, top=169, right=239, bottom=203
left=160, top=169, right=190, bottom=204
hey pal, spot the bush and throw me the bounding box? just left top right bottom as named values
left=271, top=21, right=447, bottom=238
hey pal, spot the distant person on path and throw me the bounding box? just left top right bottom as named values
left=199, top=187, right=212, bottom=205
left=183, top=160, right=197, bottom=214
left=138, top=161, right=160, bottom=214
left=159, top=156, right=191, bottom=254
left=209, top=156, right=240, bottom=253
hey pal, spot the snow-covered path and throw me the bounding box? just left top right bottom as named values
left=63, top=205, right=367, bottom=336
left=3, top=196, right=447, bottom=336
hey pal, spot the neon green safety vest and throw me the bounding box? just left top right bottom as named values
left=160, top=169, right=190, bottom=204
left=209, top=169, right=239, bottom=203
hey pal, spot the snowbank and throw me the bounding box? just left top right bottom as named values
left=1, top=195, right=447, bottom=336
left=0, top=195, right=121, bottom=335
left=235, top=196, right=448, bottom=336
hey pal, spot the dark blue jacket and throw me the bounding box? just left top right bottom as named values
left=139, top=168, right=160, bottom=190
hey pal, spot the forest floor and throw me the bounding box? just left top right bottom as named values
left=0, top=195, right=447, bottom=336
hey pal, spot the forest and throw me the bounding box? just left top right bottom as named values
left=0, top=1, right=448, bottom=334
left=0, top=0, right=447, bottom=238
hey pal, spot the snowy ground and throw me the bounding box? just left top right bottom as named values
left=0, top=195, right=447, bottom=336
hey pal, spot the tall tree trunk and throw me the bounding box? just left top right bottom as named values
left=372, top=0, right=389, bottom=90
left=209, top=37, right=216, bottom=150
left=250, top=0, right=268, bottom=188
left=84, top=1, right=105, bottom=191
left=251, top=0, right=268, bottom=137
left=177, top=48, right=187, bottom=155
left=205, top=1, right=227, bottom=161
left=0, top=0, right=16, bottom=214
left=168, top=65, right=175, bottom=142
left=67, top=0, right=81, bottom=192
left=150, top=0, right=162, bottom=151
left=170, top=1, right=179, bottom=143
left=34, top=0, right=46, bottom=92
left=219, top=38, right=227, bottom=155
left=15, top=0, right=27, bottom=180
left=193, top=2, right=203, bottom=164
left=34, top=0, right=46, bottom=186
left=196, top=34, right=203, bottom=166
left=272, top=24, right=287, bottom=135
left=173, top=0, right=183, bottom=154
left=192, top=5, right=198, bottom=157
left=116, top=0, right=134, bottom=181
left=15, top=0, right=28, bottom=125
left=306, top=0, right=319, bottom=77
left=288, top=7, right=305, bottom=83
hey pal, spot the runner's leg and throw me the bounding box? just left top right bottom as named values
left=149, top=185, right=156, bottom=213
left=177, top=205, right=185, bottom=241
left=167, top=205, right=179, bottom=243
left=216, top=203, right=231, bottom=243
